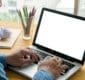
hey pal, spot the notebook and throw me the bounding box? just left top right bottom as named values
left=0, top=28, right=21, bottom=48
left=9, top=8, right=85, bottom=80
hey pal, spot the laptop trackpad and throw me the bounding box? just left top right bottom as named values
left=9, top=64, right=38, bottom=78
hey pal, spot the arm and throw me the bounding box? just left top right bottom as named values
left=0, top=48, right=39, bottom=80
left=0, top=54, right=8, bottom=80
left=33, top=56, right=68, bottom=80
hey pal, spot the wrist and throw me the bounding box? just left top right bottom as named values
left=6, top=55, right=11, bottom=65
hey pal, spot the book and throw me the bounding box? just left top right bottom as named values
left=0, top=28, right=21, bottom=48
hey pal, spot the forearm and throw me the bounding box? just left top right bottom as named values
left=32, top=69, right=56, bottom=80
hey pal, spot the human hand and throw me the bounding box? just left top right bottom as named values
left=38, top=56, right=68, bottom=78
left=6, top=48, right=39, bottom=67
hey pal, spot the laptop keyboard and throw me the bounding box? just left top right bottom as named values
left=29, top=48, right=75, bottom=75
left=34, top=49, right=49, bottom=60
left=60, top=61, right=75, bottom=75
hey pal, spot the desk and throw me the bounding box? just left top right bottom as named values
left=0, top=21, right=85, bottom=80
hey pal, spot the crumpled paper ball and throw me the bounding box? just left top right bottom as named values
left=0, top=27, right=11, bottom=40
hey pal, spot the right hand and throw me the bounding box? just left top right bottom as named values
left=38, top=56, right=68, bottom=78
left=6, top=48, right=39, bottom=67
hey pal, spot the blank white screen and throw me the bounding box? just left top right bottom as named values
left=35, top=10, right=85, bottom=60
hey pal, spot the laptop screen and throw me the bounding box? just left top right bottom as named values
left=34, top=8, right=85, bottom=61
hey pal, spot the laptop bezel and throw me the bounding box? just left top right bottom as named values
left=33, top=8, right=85, bottom=65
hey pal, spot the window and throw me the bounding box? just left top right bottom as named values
left=56, top=0, right=74, bottom=14
left=0, top=0, right=18, bottom=22
left=0, top=0, right=30, bottom=22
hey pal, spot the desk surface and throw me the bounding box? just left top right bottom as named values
left=0, top=21, right=85, bottom=80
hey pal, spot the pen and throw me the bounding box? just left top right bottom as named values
left=17, top=9, right=26, bottom=32
left=26, top=11, right=33, bottom=34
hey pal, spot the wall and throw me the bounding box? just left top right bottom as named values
left=78, top=0, right=85, bottom=17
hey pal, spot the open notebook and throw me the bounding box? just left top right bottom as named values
left=0, top=28, right=21, bottom=48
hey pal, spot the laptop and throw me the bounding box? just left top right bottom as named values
left=9, top=8, right=85, bottom=80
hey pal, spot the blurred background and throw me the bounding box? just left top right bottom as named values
left=0, top=0, right=85, bottom=24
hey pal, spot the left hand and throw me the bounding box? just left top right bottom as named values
left=38, top=56, right=68, bottom=78
left=6, top=48, right=39, bottom=67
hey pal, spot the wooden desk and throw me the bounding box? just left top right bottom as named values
left=0, top=21, right=85, bottom=80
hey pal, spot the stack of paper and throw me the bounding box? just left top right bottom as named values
left=0, top=28, right=21, bottom=48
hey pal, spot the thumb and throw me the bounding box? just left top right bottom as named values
left=22, top=58, right=33, bottom=64
left=61, top=65, right=68, bottom=71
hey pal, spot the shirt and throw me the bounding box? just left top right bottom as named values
left=0, top=54, right=56, bottom=80
left=0, top=54, right=8, bottom=80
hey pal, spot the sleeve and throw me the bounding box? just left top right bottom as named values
left=0, top=54, right=7, bottom=68
left=0, top=54, right=8, bottom=80
left=32, top=69, right=56, bottom=80
left=0, top=63, right=8, bottom=80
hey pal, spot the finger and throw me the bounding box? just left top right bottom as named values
left=38, top=61, right=46, bottom=70
left=44, top=56, right=52, bottom=61
left=38, top=60, right=49, bottom=68
left=27, top=48, right=40, bottom=61
left=61, top=64, right=69, bottom=70
left=54, top=57, right=63, bottom=64
left=56, top=64, right=68, bottom=73
left=50, top=56, right=62, bottom=65
left=26, top=48, right=39, bottom=58
left=21, top=48, right=39, bottom=62
left=31, top=53, right=39, bottom=62
left=22, top=58, right=33, bottom=65
left=55, top=71, right=61, bottom=77
left=20, top=48, right=33, bottom=55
